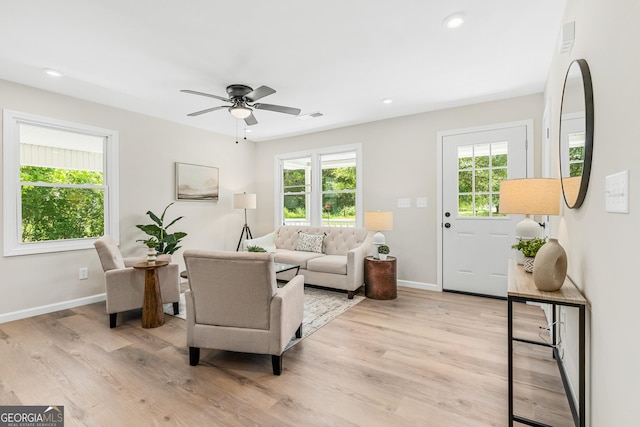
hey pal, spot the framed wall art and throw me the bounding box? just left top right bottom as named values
left=175, top=162, right=219, bottom=201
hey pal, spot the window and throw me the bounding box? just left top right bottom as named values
left=457, top=142, right=507, bottom=217
left=3, top=110, right=119, bottom=256
left=276, top=144, right=361, bottom=227
left=568, top=132, right=585, bottom=177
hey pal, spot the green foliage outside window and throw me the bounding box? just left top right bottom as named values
left=20, top=166, right=105, bottom=242
left=282, top=165, right=357, bottom=223
left=569, top=146, right=585, bottom=177
left=457, top=144, right=508, bottom=218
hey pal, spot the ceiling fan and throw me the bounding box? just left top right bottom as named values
left=181, top=84, right=301, bottom=126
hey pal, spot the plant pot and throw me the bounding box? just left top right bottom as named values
left=379, top=254, right=388, bottom=260
left=523, top=256, right=535, bottom=273
left=146, top=247, right=157, bottom=264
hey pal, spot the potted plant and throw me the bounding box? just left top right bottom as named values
left=247, top=245, right=267, bottom=253
left=378, top=244, right=390, bottom=260
left=512, top=237, right=547, bottom=272
left=136, top=202, right=187, bottom=255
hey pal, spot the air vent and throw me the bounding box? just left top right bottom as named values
left=297, top=112, right=324, bottom=120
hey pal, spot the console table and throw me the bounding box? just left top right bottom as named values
left=507, top=259, right=587, bottom=427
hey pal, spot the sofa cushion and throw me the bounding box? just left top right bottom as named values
left=306, top=255, right=347, bottom=275
left=296, top=232, right=325, bottom=253
left=275, top=249, right=323, bottom=269
left=244, top=231, right=277, bottom=253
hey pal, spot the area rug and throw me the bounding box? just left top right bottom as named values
left=165, top=287, right=364, bottom=349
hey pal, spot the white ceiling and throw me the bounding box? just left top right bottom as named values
left=0, top=1, right=566, bottom=142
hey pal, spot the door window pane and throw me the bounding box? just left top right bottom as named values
left=457, top=142, right=508, bottom=218
left=474, top=169, right=490, bottom=192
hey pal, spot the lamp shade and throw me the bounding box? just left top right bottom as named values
left=499, top=179, right=560, bottom=216
left=233, top=193, right=257, bottom=209
left=365, top=211, right=394, bottom=231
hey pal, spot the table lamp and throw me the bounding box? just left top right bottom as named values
left=499, top=178, right=560, bottom=239
left=233, top=192, right=256, bottom=251
left=365, top=211, right=394, bottom=258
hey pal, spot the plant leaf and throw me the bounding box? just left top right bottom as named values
left=165, top=216, right=184, bottom=230
left=147, top=210, right=162, bottom=226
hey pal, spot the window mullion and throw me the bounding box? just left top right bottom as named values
left=310, top=153, right=322, bottom=226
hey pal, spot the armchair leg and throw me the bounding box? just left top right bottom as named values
left=271, top=355, right=282, bottom=375
left=189, top=347, right=200, bottom=366
left=173, top=302, right=179, bottom=315
left=347, top=291, right=355, bottom=299
left=109, top=313, right=117, bottom=328
left=295, top=324, right=303, bottom=339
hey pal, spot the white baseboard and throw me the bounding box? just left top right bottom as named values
left=398, top=280, right=440, bottom=292
left=0, top=293, right=106, bottom=324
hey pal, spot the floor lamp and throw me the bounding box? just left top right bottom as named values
left=234, top=193, right=256, bottom=251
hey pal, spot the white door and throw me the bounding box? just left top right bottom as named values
left=441, top=124, right=530, bottom=297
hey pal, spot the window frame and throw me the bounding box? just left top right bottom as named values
left=3, top=110, right=119, bottom=256
left=274, top=144, right=362, bottom=228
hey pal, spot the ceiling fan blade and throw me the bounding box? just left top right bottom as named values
left=244, top=85, right=276, bottom=102
left=187, top=106, right=227, bottom=117
left=244, top=113, right=258, bottom=126
left=253, top=103, right=301, bottom=115
left=181, top=89, right=230, bottom=103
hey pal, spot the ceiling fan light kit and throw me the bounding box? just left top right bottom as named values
left=181, top=84, right=301, bottom=126
left=229, top=104, right=252, bottom=119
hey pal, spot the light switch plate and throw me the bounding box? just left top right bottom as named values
left=605, top=170, right=629, bottom=213
left=416, top=197, right=428, bottom=208
left=397, top=198, right=411, bottom=208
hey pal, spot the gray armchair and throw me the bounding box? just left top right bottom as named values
left=94, top=236, right=181, bottom=328
left=183, top=250, right=304, bottom=375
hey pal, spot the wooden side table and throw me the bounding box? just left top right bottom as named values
left=133, top=261, right=169, bottom=328
left=364, top=256, right=397, bottom=300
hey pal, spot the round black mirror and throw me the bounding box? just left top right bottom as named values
left=559, top=59, right=594, bottom=209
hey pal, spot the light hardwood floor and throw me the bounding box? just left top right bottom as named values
left=0, top=287, right=573, bottom=426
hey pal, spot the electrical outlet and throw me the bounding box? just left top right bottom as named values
left=79, top=267, right=88, bottom=280
left=397, top=198, right=411, bottom=208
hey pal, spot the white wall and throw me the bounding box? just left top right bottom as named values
left=545, top=0, right=640, bottom=424
left=255, top=94, right=543, bottom=287
left=0, top=79, right=255, bottom=319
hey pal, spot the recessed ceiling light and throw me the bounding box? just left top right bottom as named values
left=381, top=98, right=393, bottom=104
left=44, top=68, right=64, bottom=77
left=245, top=129, right=253, bottom=133
left=444, top=13, right=465, bottom=29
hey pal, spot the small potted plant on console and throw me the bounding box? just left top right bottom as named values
left=512, top=237, right=546, bottom=272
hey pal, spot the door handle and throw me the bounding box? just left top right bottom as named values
left=444, top=223, right=451, bottom=228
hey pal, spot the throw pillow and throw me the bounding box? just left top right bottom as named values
left=296, top=232, right=325, bottom=253
left=244, top=231, right=277, bottom=253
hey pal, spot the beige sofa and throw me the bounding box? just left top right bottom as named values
left=247, top=226, right=373, bottom=298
